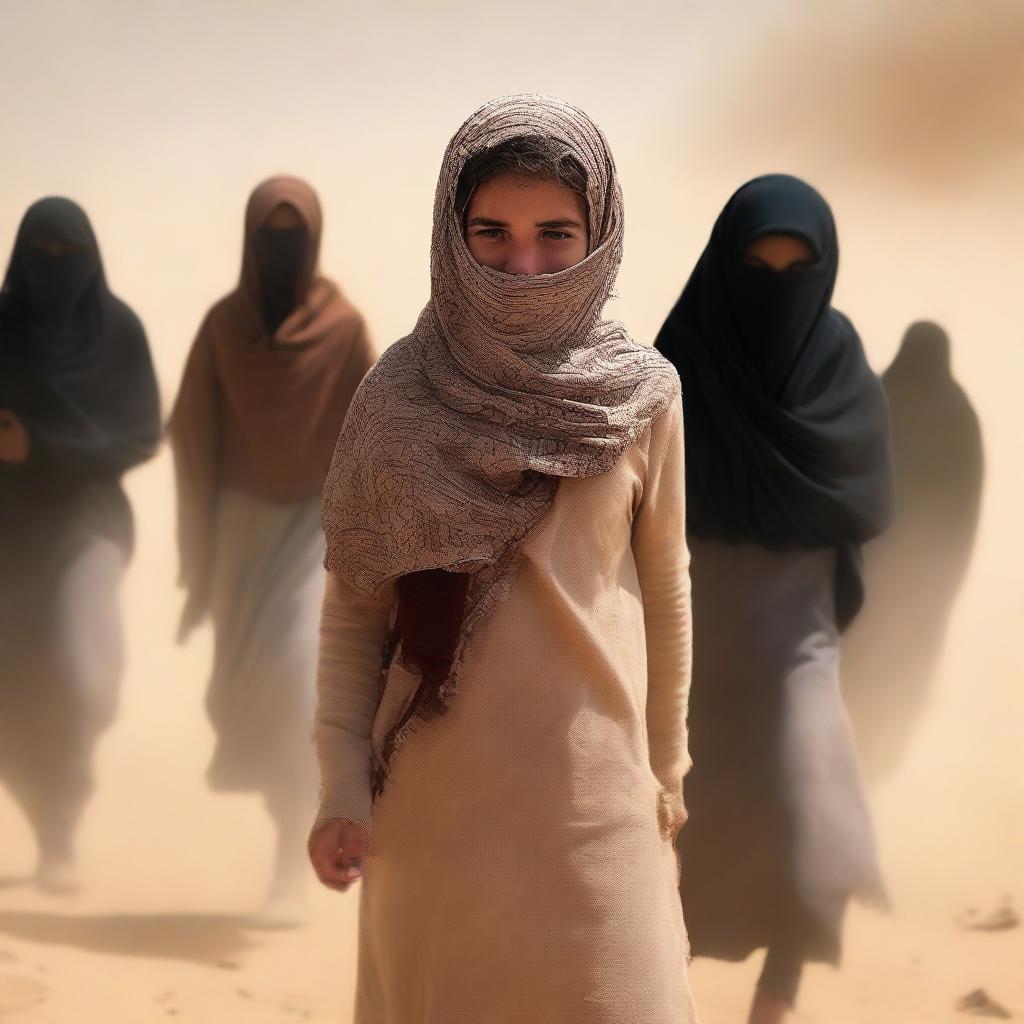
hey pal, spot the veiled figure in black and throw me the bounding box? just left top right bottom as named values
left=842, top=321, right=983, bottom=782
left=0, top=198, right=160, bottom=893
left=655, top=175, right=894, bottom=1024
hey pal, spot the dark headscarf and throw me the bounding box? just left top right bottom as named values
left=0, top=197, right=161, bottom=514
left=654, top=174, right=894, bottom=628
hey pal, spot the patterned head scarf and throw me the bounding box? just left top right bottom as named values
left=322, top=94, right=679, bottom=790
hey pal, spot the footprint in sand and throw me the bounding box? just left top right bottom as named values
left=0, top=973, right=50, bottom=1013
left=957, top=895, right=1020, bottom=932
left=235, top=986, right=323, bottom=1020
left=956, top=988, right=1012, bottom=1019
left=155, top=989, right=182, bottom=1016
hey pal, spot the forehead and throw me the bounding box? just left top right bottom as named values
left=467, top=173, right=587, bottom=216
left=247, top=180, right=319, bottom=234
left=744, top=232, right=816, bottom=254
left=449, top=136, right=607, bottom=241
left=726, top=178, right=834, bottom=255
left=262, top=202, right=305, bottom=227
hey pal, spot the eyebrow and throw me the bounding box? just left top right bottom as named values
left=537, top=218, right=584, bottom=229
left=466, top=216, right=584, bottom=229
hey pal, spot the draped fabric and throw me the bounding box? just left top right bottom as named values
left=0, top=197, right=159, bottom=865
left=677, top=540, right=887, bottom=966
left=203, top=490, right=324, bottom=794
left=312, top=403, right=697, bottom=1023
left=654, top=174, right=894, bottom=627
left=0, top=196, right=161, bottom=556
left=169, top=176, right=374, bottom=639
left=321, top=94, right=679, bottom=789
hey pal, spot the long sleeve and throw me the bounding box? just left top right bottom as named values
left=310, top=570, right=394, bottom=845
left=631, top=394, right=692, bottom=822
left=24, top=311, right=162, bottom=480
left=167, top=324, right=221, bottom=640
left=347, top=313, right=377, bottom=383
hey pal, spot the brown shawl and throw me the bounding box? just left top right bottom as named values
left=321, top=95, right=679, bottom=791
left=170, top=175, right=374, bottom=640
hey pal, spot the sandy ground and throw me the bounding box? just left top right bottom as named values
left=0, top=898, right=1018, bottom=1024
left=2, top=1, right=1023, bottom=1021
left=0, top=720, right=1021, bottom=1024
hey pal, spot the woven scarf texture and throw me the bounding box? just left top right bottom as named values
left=321, top=94, right=679, bottom=788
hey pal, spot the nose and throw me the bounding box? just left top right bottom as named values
left=502, top=243, right=544, bottom=276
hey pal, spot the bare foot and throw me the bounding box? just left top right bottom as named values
left=748, top=989, right=795, bottom=1024
left=245, top=892, right=310, bottom=931
left=34, top=855, right=81, bottom=896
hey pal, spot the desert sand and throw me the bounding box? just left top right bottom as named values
left=1, top=2, right=1022, bottom=1021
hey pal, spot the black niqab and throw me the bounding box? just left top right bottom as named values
left=254, top=223, right=310, bottom=334
left=0, top=197, right=161, bottom=549
left=654, top=174, right=894, bottom=628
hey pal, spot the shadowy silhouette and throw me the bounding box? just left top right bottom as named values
left=842, top=321, right=984, bottom=782
left=0, top=911, right=258, bottom=966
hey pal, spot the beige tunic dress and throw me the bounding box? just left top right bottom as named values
left=313, top=400, right=697, bottom=1023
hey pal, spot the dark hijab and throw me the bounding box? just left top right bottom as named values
left=654, top=174, right=894, bottom=628
left=0, top=198, right=161, bottom=537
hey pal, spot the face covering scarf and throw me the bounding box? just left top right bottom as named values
left=167, top=175, right=374, bottom=639
left=20, top=247, right=94, bottom=325
left=3, top=199, right=103, bottom=364
left=254, top=223, right=310, bottom=333
left=321, top=93, right=679, bottom=795
left=654, top=173, right=894, bottom=629
left=0, top=196, right=161, bottom=482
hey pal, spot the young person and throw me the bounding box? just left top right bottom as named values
left=655, top=174, right=894, bottom=1024
left=0, top=197, right=161, bottom=892
left=309, top=95, right=698, bottom=1022
left=169, top=176, right=374, bottom=927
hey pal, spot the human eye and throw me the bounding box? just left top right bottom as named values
left=543, top=230, right=571, bottom=241
left=474, top=228, right=506, bottom=240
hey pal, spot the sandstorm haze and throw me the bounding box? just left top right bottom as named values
left=1, top=1, right=1022, bottom=1021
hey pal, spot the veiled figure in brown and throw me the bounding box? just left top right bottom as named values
left=309, top=95, right=698, bottom=1022
left=168, top=176, right=374, bottom=927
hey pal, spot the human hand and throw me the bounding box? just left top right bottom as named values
left=308, top=818, right=368, bottom=893
left=0, top=410, right=29, bottom=464
left=657, top=786, right=688, bottom=841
